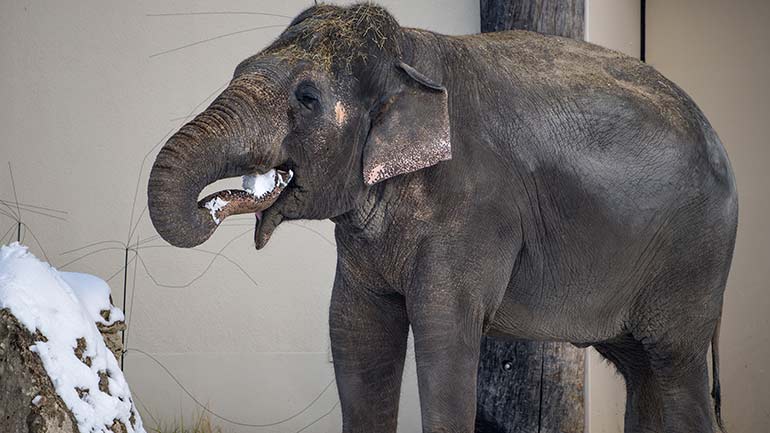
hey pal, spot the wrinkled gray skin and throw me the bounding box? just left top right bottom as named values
left=147, top=4, right=737, bottom=433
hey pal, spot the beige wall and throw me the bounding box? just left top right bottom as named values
left=586, top=0, right=641, bottom=57
left=585, top=2, right=641, bottom=432
left=0, top=1, right=478, bottom=432
left=646, top=1, right=770, bottom=431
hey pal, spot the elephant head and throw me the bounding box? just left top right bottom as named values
left=147, top=4, right=451, bottom=249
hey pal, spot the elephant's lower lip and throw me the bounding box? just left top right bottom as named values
left=197, top=169, right=292, bottom=225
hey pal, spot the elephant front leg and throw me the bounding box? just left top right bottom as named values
left=330, top=276, right=409, bottom=433
left=407, top=239, right=518, bottom=433
left=409, top=293, right=487, bottom=433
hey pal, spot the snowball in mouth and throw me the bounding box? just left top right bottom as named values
left=242, top=169, right=292, bottom=198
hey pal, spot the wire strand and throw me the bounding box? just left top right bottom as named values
left=137, top=244, right=260, bottom=289
left=149, top=25, right=286, bottom=58
left=286, top=222, right=336, bottom=248
left=6, top=205, right=67, bottom=222
left=106, top=252, right=138, bottom=283
left=147, top=11, right=292, bottom=19
left=0, top=198, right=67, bottom=214
left=20, top=223, right=51, bottom=263
left=123, top=236, right=140, bottom=351
left=124, top=348, right=337, bottom=428
left=0, top=200, right=18, bottom=220
left=0, top=208, right=17, bottom=220
left=293, top=401, right=340, bottom=433
left=133, top=228, right=256, bottom=289
left=58, top=246, right=129, bottom=270
left=1, top=224, right=16, bottom=244
left=61, top=240, right=128, bottom=256
left=7, top=163, right=21, bottom=222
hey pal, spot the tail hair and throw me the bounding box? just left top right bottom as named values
left=711, top=315, right=726, bottom=432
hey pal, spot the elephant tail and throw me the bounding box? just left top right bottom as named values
left=711, top=314, right=725, bottom=432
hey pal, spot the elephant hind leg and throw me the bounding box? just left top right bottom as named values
left=594, top=335, right=663, bottom=433
left=630, top=273, right=724, bottom=432
left=596, top=327, right=717, bottom=433
left=641, top=335, right=715, bottom=433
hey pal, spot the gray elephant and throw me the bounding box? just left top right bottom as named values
left=147, top=4, right=737, bottom=433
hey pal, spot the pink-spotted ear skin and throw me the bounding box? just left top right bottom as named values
left=362, top=63, right=452, bottom=186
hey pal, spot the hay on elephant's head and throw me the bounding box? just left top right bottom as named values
left=266, top=3, right=402, bottom=72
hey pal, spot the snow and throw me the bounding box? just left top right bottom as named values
left=242, top=169, right=278, bottom=199
left=242, top=169, right=293, bottom=198
left=282, top=169, right=294, bottom=187
left=0, top=243, right=145, bottom=433
left=204, top=196, right=229, bottom=224
left=61, top=272, right=124, bottom=326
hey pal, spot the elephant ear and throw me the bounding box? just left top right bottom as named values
left=362, top=61, right=451, bottom=186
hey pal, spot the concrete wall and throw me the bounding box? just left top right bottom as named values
left=646, top=1, right=770, bottom=431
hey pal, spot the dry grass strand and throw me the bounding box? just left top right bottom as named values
left=265, top=2, right=400, bottom=72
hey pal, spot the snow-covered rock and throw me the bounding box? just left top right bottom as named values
left=59, top=272, right=124, bottom=327
left=0, top=243, right=144, bottom=433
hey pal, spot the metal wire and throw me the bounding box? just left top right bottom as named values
left=124, top=348, right=337, bottom=429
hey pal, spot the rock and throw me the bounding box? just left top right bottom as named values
left=0, top=305, right=133, bottom=433
left=97, top=303, right=126, bottom=363
left=0, top=244, right=144, bottom=433
left=0, top=309, right=78, bottom=433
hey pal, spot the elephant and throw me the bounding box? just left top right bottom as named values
left=147, top=4, right=738, bottom=433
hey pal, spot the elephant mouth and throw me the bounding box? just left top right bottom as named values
left=197, top=168, right=293, bottom=226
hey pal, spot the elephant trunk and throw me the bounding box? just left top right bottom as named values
left=148, top=79, right=284, bottom=248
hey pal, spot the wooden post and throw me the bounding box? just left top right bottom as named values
left=480, top=0, right=584, bottom=37
left=476, top=2, right=586, bottom=433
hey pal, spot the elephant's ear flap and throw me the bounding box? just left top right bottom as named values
left=362, top=61, right=451, bottom=186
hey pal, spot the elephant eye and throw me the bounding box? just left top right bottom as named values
left=295, top=82, right=320, bottom=111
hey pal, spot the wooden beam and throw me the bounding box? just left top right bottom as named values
left=475, top=338, right=542, bottom=432
left=480, top=0, right=585, bottom=38
left=476, top=2, right=586, bottom=432
left=475, top=338, right=585, bottom=433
